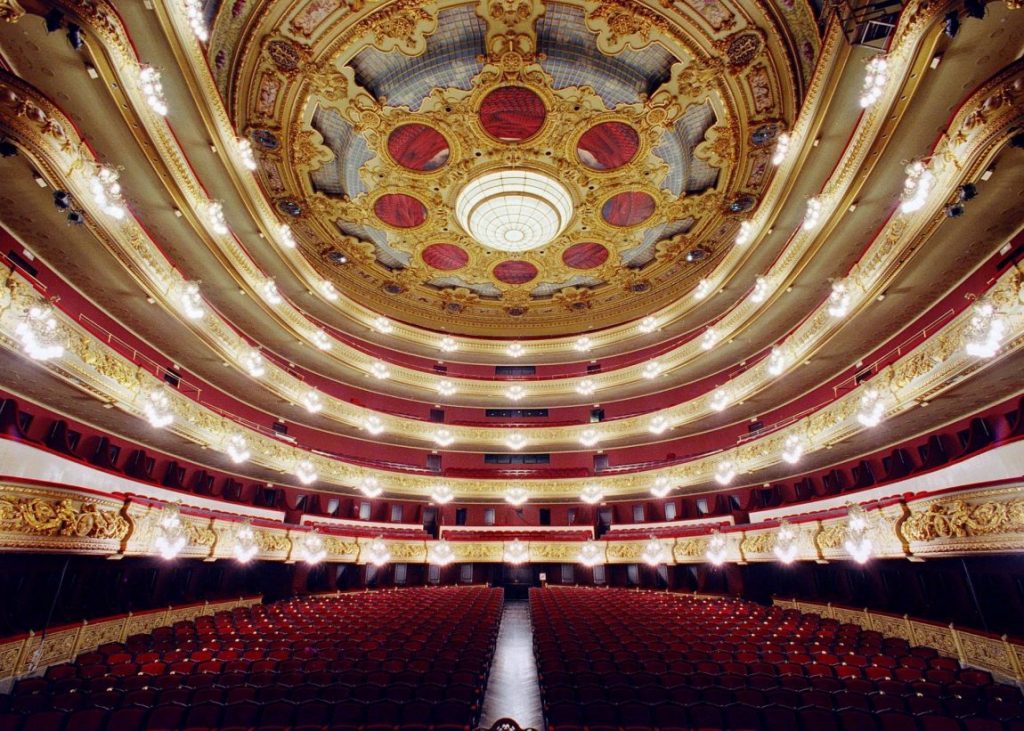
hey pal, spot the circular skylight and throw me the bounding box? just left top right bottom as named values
left=455, top=169, right=573, bottom=253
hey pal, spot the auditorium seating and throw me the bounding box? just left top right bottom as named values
left=532, top=588, right=1024, bottom=731
left=0, top=587, right=501, bottom=731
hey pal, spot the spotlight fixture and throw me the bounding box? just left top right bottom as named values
left=856, top=387, right=885, bottom=427
left=1011, top=132, right=1024, bottom=149
left=439, top=336, right=458, bottom=352
left=781, top=434, right=804, bottom=464
left=0, top=140, right=18, bottom=157
left=233, top=521, right=259, bottom=563
left=944, top=203, right=965, bottom=218
left=430, top=485, right=455, bottom=505
left=504, top=487, right=529, bottom=507
left=844, top=505, right=873, bottom=564
left=66, top=211, right=85, bottom=226
left=301, top=530, right=326, bottom=564
left=577, top=539, right=604, bottom=567
left=239, top=345, right=265, bottom=379
left=301, top=389, right=323, bottom=414
left=773, top=521, right=799, bottom=564
left=735, top=220, right=754, bottom=246
left=139, top=66, right=169, bottom=116
left=802, top=197, right=823, bottom=230
left=579, top=484, right=604, bottom=505
left=15, top=304, right=65, bottom=361
left=827, top=280, right=851, bottom=318
left=359, top=477, right=383, bottom=498
left=224, top=433, right=251, bottom=464
left=766, top=345, right=789, bottom=376
left=578, top=428, right=600, bottom=448
left=957, top=183, right=977, bottom=201
left=859, top=55, right=889, bottom=108
left=433, top=429, right=455, bottom=447
left=648, top=415, right=670, bottom=435
left=44, top=8, right=64, bottom=33
left=66, top=24, right=84, bottom=51
left=236, top=137, right=257, bottom=171
left=706, top=530, right=729, bottom=566
left=650, top=476, right=672, bottom=498
left=154, top=504, right=188, bottom=560
left=278, top=224, right=297, bottom=249
left=178, top=281, right=206, bottom=320
left=294, top=458, right=318, bottom=485
left=142, top=387, right=174, bottom=428
left=261, top=279, right=283, bottom=305
left=943, top=10, right=960, bottom=37
left=963, top=300, right=1005, bottom=358
left=710, top=388, right=730, bottom=412
left=641, top=361, right=662, bottom=379
left=573, top=336, right=593, bottom=352
left=504, top=538, right=529, bottom=564
left=428, top=540, right=456, bottom=566
left=53, top=190, right=71, bottom=210
left=714, top=460, right=736, bottom=485
left=640, top=537, right=667, bottom=566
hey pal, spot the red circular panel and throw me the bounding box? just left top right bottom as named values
left=387, top=124, right=450, bottom=171
left=562, top=242, right=610, bottom=269
left=577, top=122, right=640, bottom=170
left=479, top=87, right=546, bottom=141
left=493, top=260, right=539, bottom=284
left=374, top=194, right=427, bottom=228
left=602, top=192, right=656, bottom=227
left=422, top=243, right=469, bottom=271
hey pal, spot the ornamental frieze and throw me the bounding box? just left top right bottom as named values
left=901, top=497, right=1024, bottom=543
left=0, top=496, right=129, bottom=541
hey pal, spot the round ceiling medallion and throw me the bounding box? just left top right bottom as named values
left=562, top=242, right=610, bottom=269
left=493, top=260, right=539, bottom=284
left=374, top=193, right=427, bottom=228
left=421, top=243, right=469, bottom=271
left=478, top=87, right=546, bottom=141
left=577, top=122, right=641, bottom=170
left=387, top=124, right=450, bottom=171
left=601, top=191, right=656, bottom=227
left=455, top=168, right=573, bottom=253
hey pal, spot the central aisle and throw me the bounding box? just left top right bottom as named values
left=479, top=600, right=545, bottom=730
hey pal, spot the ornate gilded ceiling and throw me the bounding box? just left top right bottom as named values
left=215, top=0, right=820, bottom=335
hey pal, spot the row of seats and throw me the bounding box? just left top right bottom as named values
left=532, top=588, right=1023, bottom=731
left=0, top=587, right=502, bottom=731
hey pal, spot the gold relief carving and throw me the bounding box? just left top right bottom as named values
left=182, top=520, right=217, bottom=547
left=292, top=128, right=335, bottom=172
left=668, top=0, right=738, bottom=32
left=0, top=0, right=25, bottom=23
left=453, top=542, right=503, bottom=561
left=264, top=36, right=307, bottom=76
left=741, top=531, right=772, bottom=555
left=901, top=498, right=1024, bottom=543
left=551, top=286, right=594, bottom=312
left=388, top=541, right=427, bottom=561
left=605, top=541, right=644, bottom=562
left=530, top=542, right=579, bottom=562
left=585, top=0, right=670, bottom=53
left=909, top=621, right=960, bottom=659
left=674, top=538, right=708, bottom=559
left=960, top=633, right=1018, bottom=678
left=323, top=536, right=359, bottom=557
left=438, top=287, right=481, bottom=314
left=360, top=0, right=436, bottom=55
left=255, top=530, right=292, bottom=554
left=815, top=522, right=845, bottom=551
left=717, top=29, right=764, bottom=67
left=694, top=123, right=736, bottom=168
left=0, top=495, right=129, bottom=541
